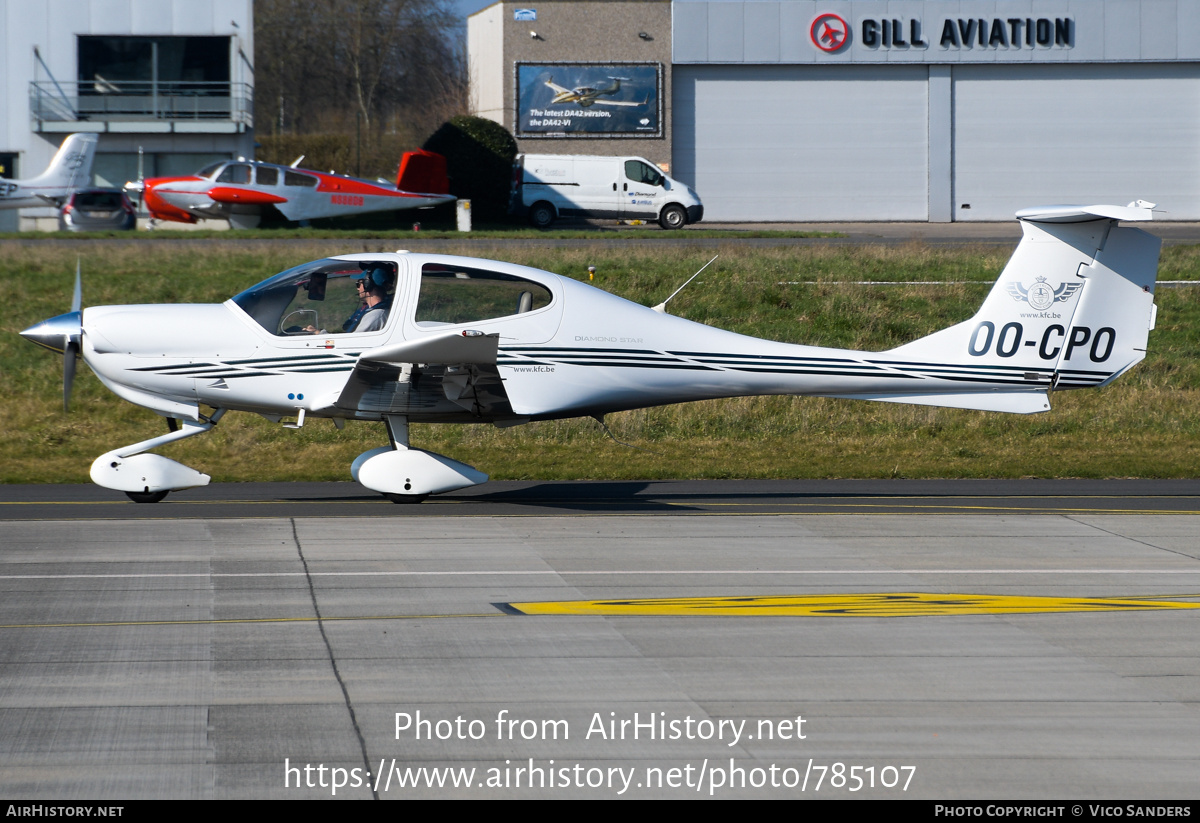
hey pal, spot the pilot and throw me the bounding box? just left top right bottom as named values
left=346, top=266, right=393, bottom=333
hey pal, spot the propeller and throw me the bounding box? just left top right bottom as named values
left=20, top=258, right=83, bottom=411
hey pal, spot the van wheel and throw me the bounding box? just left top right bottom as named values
left=529, top=202, right=555, bottom=229
left=659, top=204, right=687, bottom=230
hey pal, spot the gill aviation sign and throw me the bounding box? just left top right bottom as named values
left=811, top=12, right=1072, bottom=53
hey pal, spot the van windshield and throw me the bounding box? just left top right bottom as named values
left=624, top=160, right=664, bottom=187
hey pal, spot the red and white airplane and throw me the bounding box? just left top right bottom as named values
left=128, top=149, right=454, bottom=229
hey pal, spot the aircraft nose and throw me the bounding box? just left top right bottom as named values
left=20, top=311, right=82, bottom=353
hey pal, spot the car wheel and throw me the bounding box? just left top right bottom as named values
left=529, top=202, right=555, bottom=229
left=659, top=204, right=687, bottom=230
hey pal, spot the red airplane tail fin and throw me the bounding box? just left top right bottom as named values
left=396, top=150, right=449, bottom=194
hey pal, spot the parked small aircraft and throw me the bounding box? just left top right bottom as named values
left=545, top=76, right=646, bottom=108
left=0, top=134, right=98, bottom=210
left=20, top=202, right=1160, bottom=503
left=127, top=149, right=454, bottom=229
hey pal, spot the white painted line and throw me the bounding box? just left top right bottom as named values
left=2, top=569, right=1200, bottom=580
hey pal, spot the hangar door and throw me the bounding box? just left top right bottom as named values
left=673, top=65, right=930, bottom=221
left=953, top=64, right=1200, bottom=221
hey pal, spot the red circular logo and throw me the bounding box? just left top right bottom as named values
left=810, top=13, right=849, bottom=52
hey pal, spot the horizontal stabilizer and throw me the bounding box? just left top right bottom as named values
left=1015, top=202, right=1155, bottom=223
left=360, top=331, right=499, bottom=365
left=829, top=391, right=1051, bottom=414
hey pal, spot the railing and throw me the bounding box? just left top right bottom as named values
left=30, top=80, right=253, bottom=126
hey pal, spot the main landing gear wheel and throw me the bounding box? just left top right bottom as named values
left=126, top=490, right=169, bottom=504
left=659, top=204, right=686, bottom=230
left=385, top=493, right=429, bottom=504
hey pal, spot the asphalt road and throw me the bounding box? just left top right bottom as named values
left=2, top=480, right=1199, bottom=799
left=2, top=478, right=1200, bottom=520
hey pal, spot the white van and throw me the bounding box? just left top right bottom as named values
left=509, top=154, right=703, bottom=230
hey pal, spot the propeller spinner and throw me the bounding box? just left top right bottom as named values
left=19, top=260, right=83, bottom=411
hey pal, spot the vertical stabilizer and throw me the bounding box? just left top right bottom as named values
left=28, top=133, right=99, bottom=193
left=885, top=203, right=1160, bottom=396
left=396, top=149, right=449, bottom=194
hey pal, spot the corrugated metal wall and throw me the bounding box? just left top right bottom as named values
left=674, top=62, right=1200, bottom=221
left=673, top=64, right=929, bottom=221
left=952, top=63, right=1200, bottom=221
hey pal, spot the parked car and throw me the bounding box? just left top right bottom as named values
left=59, top=188, right=137, bottom=231
left=509, top=154, right=703, bottom=229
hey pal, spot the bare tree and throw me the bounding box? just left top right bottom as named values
left=255, top=0, right=465, bottom=141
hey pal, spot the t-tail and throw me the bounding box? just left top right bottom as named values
left=840, top=202, right=1161, bottom=414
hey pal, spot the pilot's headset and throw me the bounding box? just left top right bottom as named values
left=360, top=266, right=392, bottom=294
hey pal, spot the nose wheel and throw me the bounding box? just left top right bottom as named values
left=385, top=493, right=429, bottom=504
left=126, top=490, right=170, bottom=504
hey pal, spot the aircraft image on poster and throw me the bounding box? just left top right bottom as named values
left=517, top=63, right=661, bottom=136
left=127, top=150, right=454, bottom=229
left=21, top=202, right=1160, bottom=504
left=544, top=77, right=646, bottom=108
left=0, top=134, right=98, bottom=210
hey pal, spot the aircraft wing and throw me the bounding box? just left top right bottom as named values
left=544, top=79, right=571, bottom=95
left=327, top=332, right=511, bottom=417
left=590, top=98, right=645, bottom=107
left=359, top=331, right=499, bottom=365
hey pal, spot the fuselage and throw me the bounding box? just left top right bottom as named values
left=0, top=182, right=59, bottom=210
left=78, top=251, right=1042, bottom=427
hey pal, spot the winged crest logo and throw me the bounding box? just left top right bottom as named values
left=1006, top=276, right=1082, bottom=311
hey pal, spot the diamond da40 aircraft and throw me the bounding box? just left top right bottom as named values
left=21, top=201, right=1161, bottom=503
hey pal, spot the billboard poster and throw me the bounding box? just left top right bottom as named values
left=515, top=63, right=662, bottom=138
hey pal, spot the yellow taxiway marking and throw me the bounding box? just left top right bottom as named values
left=505, top=592, right=1200, bottom=617
left=6, top=593, right=1200, bottom=629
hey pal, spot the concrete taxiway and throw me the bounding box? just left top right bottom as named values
left=1, top=480, right=1199, bottom=799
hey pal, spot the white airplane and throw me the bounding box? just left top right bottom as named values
left=0, top=134, right=99, bottom=210
left=20, top=201, right=1161, bottom=504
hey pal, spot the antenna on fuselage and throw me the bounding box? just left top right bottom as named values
left=652, top=255, right=718, bottom=314
left=289, top=155, right=305, bottom=168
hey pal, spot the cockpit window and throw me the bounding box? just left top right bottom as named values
left=216, top=163, right=251, bottom=184
left=416, top=264, right=553, bottom=326
left=255, top=166, right=279, bottom=186
left=197, top=162, right=224, bottom=179
left=231, top=259, right=397, bottom=336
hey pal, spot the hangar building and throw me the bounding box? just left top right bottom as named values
left=1, top=0, right=254, bottom=229
left=470, top=0, right=1200, bottom=222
